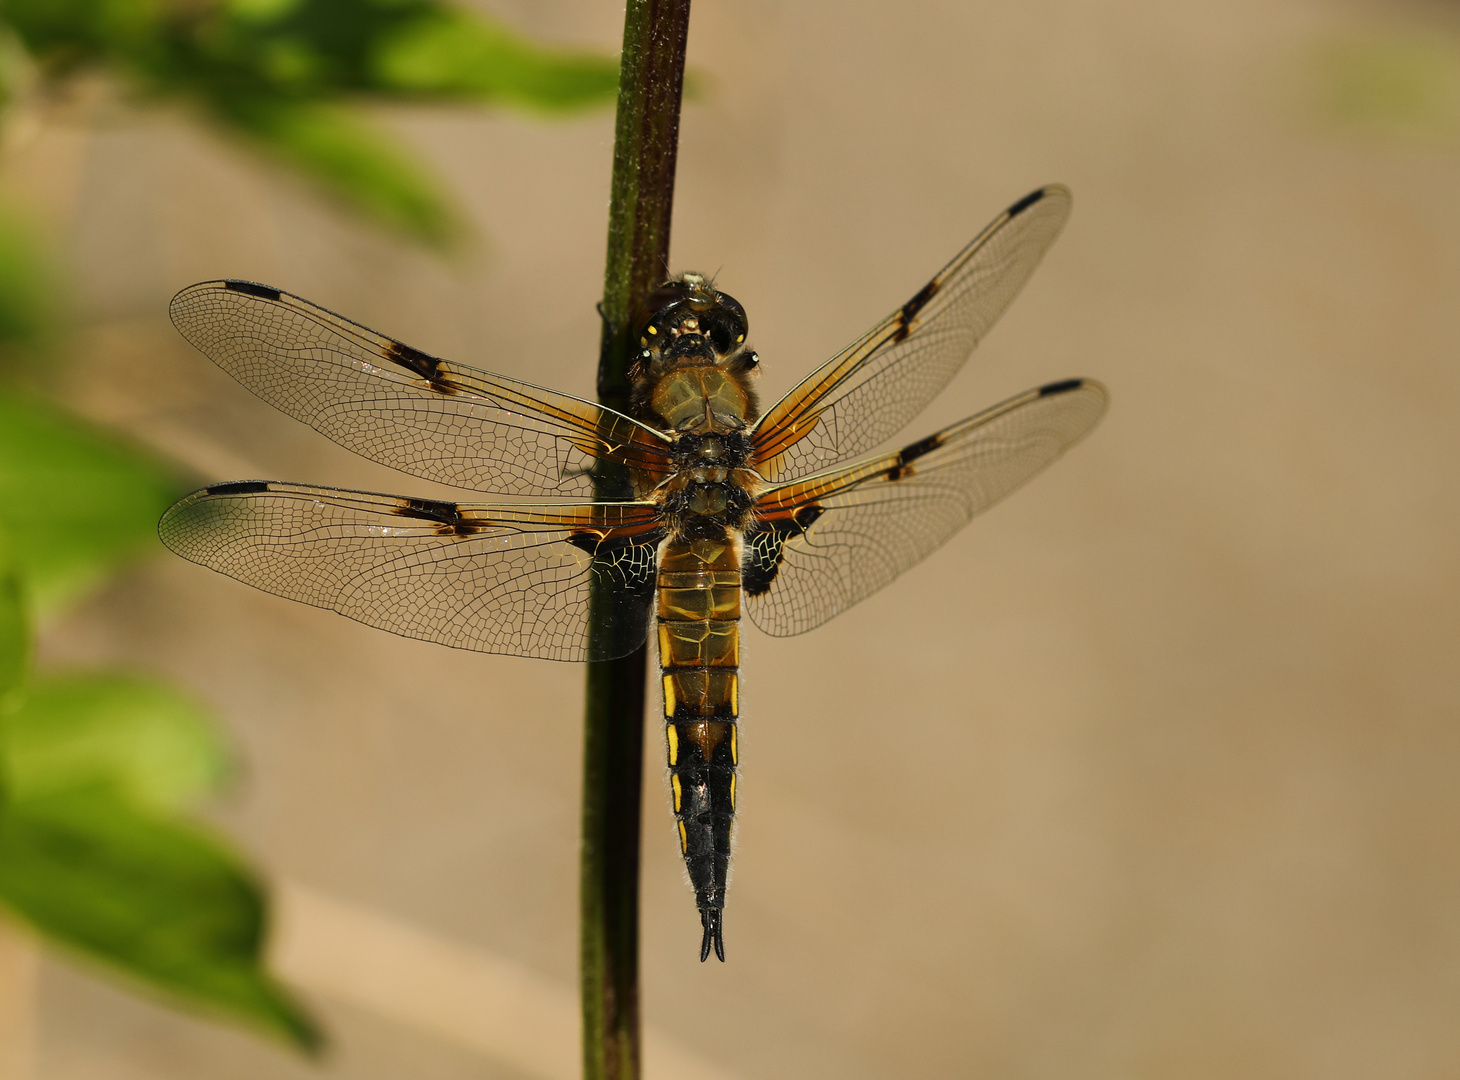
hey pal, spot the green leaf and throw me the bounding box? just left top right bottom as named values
left=0, top=533, right=26, bottom=707
left=1, top=0, right=619, bottom=248
left=371, top=11, right=621, bottom=110
left=1314, top=30, right=1460, bottom=140
left=0, top=389, right=185, bottom=610
left=3, top=673, right=228, bottom=808
left=0, top=200, right=60, bottom=372
left=228, top=0, right=305, bottom=22
left=0, top=789, right=319, bottom=1050
left=220, top=97, right=464, bottom=248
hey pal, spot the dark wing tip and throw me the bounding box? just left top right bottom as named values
left=699, top=910, right=725, bottom=963
left=1007, top=184, right=1072, bottom=219
left=223, top=279, right=282, bottom=301
left=1038, top=377, right=1086, bottom=397
left=1006, top=188, right=1047, bottom=217
left=169, top=280, right=285, bottom=333
left=158, top=481, right=272, bottom=551
left=204, top=480, right=271, bottom=496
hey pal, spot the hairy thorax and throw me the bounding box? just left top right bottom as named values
left=629, top=273, right=764, bottom=538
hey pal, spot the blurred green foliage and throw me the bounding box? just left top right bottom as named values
left=0, top=203, right=59, bottom=370
left=1, top=0, right=621, bottom=246
left=0, top=0, right=624, bottom=1050
left=0, top=391, right=183, bottom=610
left=0, top=396, right=319, bottom=1049
left=0, top=701, right=319, bottom=1048
left=0, top=535, right=25, bottom=707
left=4, top=673, right=228, bottom=807
left=1315, top=28, right=1460, bottom=140
left=0, top=177, right=313, bottom=1046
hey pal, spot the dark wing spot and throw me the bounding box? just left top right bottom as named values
left=885, top=431, right=943, bottom=482
left=1007, top=188, right=1047, bottom=217
left=205, top=480, right=270, bottom=495
left=584, top=529, right=662, bottom=603
left=601, top=528, right=667, bottom=554
left=892, top=276, right=942, bottom=343
left=394, top=497, right=460, bottom=523
left=790, top=504, right=823, bottom=531
left=1038, top=378, right=1084, bottom=397
left=569, top=528, right=667, bottom=557
left=901, top=277, right=941, bottom=322
left=742, top=504, right=823, bottom=596
left=897, top=431, right=943, bottom=464
left=393, top=498, right=488, bottom=537
left=742, top=530, right=782, bottom=596
left=567, top=531, right=601, bottom=554
left=383, top=340, right=443, bottom=382
left=223, top=280, right=281, bottom=301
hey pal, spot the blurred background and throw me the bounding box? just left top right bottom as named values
left=2, top=0, right=1459, bottom=1077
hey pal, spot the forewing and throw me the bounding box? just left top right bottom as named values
left=170, top=281, right=675, bottom=496
left=750, top=186, right=1072, bottom=481
left=743, top=378, right=1107, bottom=636
left=159, top=482, right=663, bottom=661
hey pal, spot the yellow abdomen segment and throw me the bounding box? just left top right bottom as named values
left=657, top=536, right=741, bottom=949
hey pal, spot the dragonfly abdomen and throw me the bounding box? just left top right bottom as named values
left=656, top=534, right=741, bottom=963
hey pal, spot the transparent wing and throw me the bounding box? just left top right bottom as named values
left=743, top=378, right=1107, bottom=637
left=159, top=481, right=664, bottom=661
left=750, top=185, right=1072, bottom=482
left=170, top=281, right=676, bottom=496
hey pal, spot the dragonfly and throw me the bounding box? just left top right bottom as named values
left=159, top=184, right=1107, bottom=963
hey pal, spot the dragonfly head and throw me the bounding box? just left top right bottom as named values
left=631, top=274, right=762, bottom=431
left=633, top=273, right=751, bottom=370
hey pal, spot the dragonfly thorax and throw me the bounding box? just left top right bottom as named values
left=669, top=430, right=751, bottom=472
left=650, top=367, right=753, bottom=431
left=660, top=429, right=758, bottom=537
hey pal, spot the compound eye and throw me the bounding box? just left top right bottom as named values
left=708, top=311, right=748, bottom=354
left=714, top=292, right=748, bottom=352
left=632, top=282, right=694, bottom=341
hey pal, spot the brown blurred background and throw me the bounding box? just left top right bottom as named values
left=6, top=0, right=1460, bottom=1076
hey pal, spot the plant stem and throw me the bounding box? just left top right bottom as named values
left=581, top=4, right=691, bottom=1080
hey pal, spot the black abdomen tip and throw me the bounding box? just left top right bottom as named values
left=699, top=909, right=725, bottom=963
